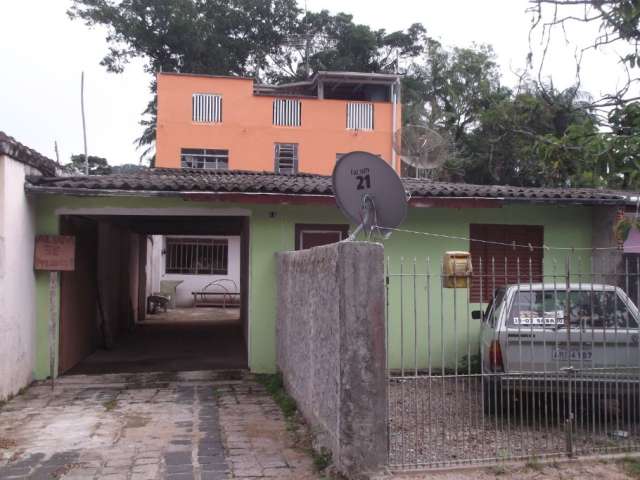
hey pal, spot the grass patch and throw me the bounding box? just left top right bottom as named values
left=525, top=457, right=543, bottom=472
left=103, top=399, right=118, bottom=412
left=618, top=456, right=640, bottom=478
left=487, top=464, right=507, bottom=476
left=257, top=373, right=339, bottom=477
left=312, top=447, right=332, bottom=472
left=255, top=373, right=297, bottom=419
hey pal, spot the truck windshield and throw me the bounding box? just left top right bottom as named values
left=506, top=289, right=639, bottom=329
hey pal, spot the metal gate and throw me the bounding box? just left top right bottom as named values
left=386, top=254, right=640, bottom=469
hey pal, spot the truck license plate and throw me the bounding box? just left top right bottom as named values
left=552, top=349, right=592, bottom=361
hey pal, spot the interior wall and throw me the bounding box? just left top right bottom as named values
left=128, top=232, right=141, bottom=324
left=58, top=217, right=99, bottom=374
left=97, top=222, right=135, bottom=348
left=241, top=217, right=250, bottom=348
left=149, top=234, right=242, bottom=307
left=137, top=236, right=147, bottom=322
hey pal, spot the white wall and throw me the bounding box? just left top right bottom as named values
left=0, top=155, right=38, bottom=400
left=148, top=235, right=241, bottom=308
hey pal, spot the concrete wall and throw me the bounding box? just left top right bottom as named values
left=277, top=242, right=387, bottom=478
left=148, top=234, right=241, bottom=307
left=97, top=222, right=137, bottom=348
left=58, top=217, right=99, bottom=374
left=0, top=155, right=38, bottom=400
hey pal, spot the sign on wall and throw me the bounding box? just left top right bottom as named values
left=34, top=235, right=75, bottom=272
left=33, top=235, right=75, bottom=389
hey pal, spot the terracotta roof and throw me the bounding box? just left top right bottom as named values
left=0, top=132, right=58, bottom=176
left=25, top=168, right=625, bottom=205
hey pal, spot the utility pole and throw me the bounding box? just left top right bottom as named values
left=80, top=71, right=89, bottom=175
left=53, top=141, right=60, bottom=164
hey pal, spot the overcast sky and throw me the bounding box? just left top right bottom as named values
left=0, top=0, right=634, bottom=165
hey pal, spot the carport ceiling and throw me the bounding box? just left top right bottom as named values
left=79, top=215, right=245, bottom=235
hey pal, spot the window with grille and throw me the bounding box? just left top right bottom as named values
left=295, top=224, right=349, bottom=250
left=165, top=238, right=228, bottom=275
left=273, top=98, right=302, bottom=126
left=192, top=93, right=222, bottom=123
left=469, top=224, right=544, bottom=303
left=274, top=143, right=298, bottom=174
left=180, top=148, right=229, bottom=170
left=346, top=102, right=374, bottom=130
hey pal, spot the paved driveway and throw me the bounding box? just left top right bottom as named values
left=0, top=371, right=316, bottom=479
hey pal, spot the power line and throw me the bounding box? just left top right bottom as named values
left=376, top=225, right=621, bottom=252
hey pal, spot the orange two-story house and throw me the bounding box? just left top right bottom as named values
left=156, top=71, right=401, bottom=175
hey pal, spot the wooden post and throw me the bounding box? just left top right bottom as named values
left=34, top=235, right=75, bottom=389
left=49, top=271, right=57, bottom=389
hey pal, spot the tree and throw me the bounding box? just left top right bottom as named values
left=63, top=154, right=112, bottom=175
left=533, top=101, right=640, bottom=189
left=528, top=1, right=640, bottom=108
left=401, top=41, right=510, bottom=180
left=267, top=10, right=428, bottom=82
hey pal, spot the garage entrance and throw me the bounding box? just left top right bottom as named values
left=57, top=213, right=249, bottom=375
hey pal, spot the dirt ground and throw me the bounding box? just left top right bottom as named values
left=383, top=457, right=640, bottom=480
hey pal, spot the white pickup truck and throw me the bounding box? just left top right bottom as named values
left=474, top=283, right=640, bottom=415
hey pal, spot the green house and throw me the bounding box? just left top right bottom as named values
left=26, top=169, right=627, bottom=378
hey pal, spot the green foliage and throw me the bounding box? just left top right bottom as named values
left=255, top=373, right=297, bottom=419
left=618, top=456, right=640, bottom=479
left=312, top=447, right=332, bottom=472
left=459, top=352, right=481, bottom=374
left=63, top=154, right=112, bottom=175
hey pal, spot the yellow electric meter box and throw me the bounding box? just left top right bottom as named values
left=443, top=251, right=472, bottom=288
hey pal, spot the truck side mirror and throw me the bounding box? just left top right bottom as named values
left=471, top=310, right=483, bottom=320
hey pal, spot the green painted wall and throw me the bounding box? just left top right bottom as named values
left=32, top=194, right=594, bottom=378
left=382, top=205, right=593, bottom=371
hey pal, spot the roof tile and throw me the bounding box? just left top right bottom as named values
left=25, top=168, right=625, bottom=204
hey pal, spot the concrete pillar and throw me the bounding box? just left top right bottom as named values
left=276, top=241, right=387, bottom=478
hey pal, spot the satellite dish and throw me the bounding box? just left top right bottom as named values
left=393, top=124, right=451, bottom=170
left=332, top=151, right=408, bottom=239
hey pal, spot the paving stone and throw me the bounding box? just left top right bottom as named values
left=166, top=474, right=195, bottom=480
left=166, top=464, right=193, bottom=474
left=0, top=374, right=320, bottom=480
left=201, top=471, right=229, bottom=480
left=164, top=451, right=192, bottom=466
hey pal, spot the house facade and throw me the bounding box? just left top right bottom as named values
left=25, top=169, right=626, bottom=376
left=0, top=132, right=58, bottom=400
left=156, top=71, right=402, bottom=175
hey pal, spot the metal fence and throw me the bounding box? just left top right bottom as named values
left=386, top=253, right=640, bottom=469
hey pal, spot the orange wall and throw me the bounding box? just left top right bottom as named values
left=156, top=73, right=401, bottom=175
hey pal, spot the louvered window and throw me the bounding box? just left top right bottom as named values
left=165, top=237, right=228, bottom=275
left=469, top=224, right=544, bottom=303
left=346, top=102, right=374, bottom=130
left=274, top=143, right=298, bottom=174
left=181, top=148, right=228, bottom=170
left=273, top=98, right=302, bottom=126
left=192, top=93, right=222, bottom=123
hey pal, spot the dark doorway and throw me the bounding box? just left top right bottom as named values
left=58, top=214, right=249, bottom=375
